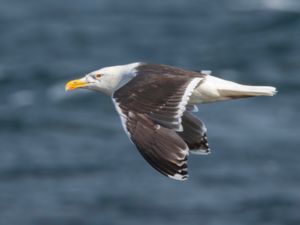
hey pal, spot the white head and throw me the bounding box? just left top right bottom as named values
left=66, top=62, right=141, bottom=95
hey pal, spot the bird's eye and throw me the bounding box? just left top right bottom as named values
left=95, top=74, right=102, bottom=78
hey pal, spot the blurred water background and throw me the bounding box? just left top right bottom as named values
left=0, top=0, right=300, bottom=224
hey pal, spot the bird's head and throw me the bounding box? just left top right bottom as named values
left=65, top=63, right=140, bottom=95
left=65, top=69, right=109, bottom=93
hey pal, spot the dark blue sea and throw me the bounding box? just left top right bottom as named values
left=0, top=0, right=299, bottom=224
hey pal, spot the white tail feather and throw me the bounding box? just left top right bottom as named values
left=220, top=85, right=277, bottom=97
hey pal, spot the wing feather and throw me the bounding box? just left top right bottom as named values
left=112, top=69, right=203, bottom=180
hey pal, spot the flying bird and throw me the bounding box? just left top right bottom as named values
left=65, top=62, right=277, bottom=181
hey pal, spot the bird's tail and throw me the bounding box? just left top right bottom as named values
left=218, top=85, right=277, bottom=98
left=190, top=75, right=277, bottom=104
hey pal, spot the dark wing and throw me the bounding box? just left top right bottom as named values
left=178, top=112, right=210, bottom=155
left=113, top=72, right=203, bottom=180
left=125, top=112, right=189, bottom=180
left=113, top=72, right=202, bottom=131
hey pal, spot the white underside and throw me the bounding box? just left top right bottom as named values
left=189, top=75, right=277, bottom=105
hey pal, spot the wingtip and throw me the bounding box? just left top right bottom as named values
left=168, top=173, right=189, bottom=181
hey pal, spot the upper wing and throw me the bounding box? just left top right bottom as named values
left=112, top=73, right=202, bottom=180
left=113, top=73, right=202, bottom=131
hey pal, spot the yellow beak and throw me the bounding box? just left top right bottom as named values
left=65, top=78, right=88, bottom=91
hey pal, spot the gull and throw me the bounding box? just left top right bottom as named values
left=66, top=62, right=277, bottom=180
